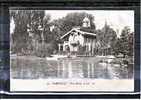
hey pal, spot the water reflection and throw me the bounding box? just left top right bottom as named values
left=10, top=57, right=133, bottom=79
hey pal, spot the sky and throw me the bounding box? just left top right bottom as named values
left=10, top=10, right=134, bottom=37
left=45, top=10, right=134, bottom=37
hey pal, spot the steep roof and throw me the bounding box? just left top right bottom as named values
left=80, top=27, right=95, bottom=33
left=95, top=40, right=111, bottom=49
left=60, top=28, right=96, bottom=39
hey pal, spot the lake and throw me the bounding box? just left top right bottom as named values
left=10, top=56, right=133, bottom=79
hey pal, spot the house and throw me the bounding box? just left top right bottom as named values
left=58, top=17, right=97, bottom=56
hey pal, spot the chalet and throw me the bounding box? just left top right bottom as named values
left=58, top=17, right=97, bottom=56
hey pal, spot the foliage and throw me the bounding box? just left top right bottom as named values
left=10, top=10, right=53, bottom=57
left=53, top=12, right=96, bottom=37
left=101, top=23, right=117, bottom=45
left=96, top=23, right=117, bottom=55
left=113, top=26, right=134, bottom=57
left=35, top=42, right=55, bottom=57
left=10, top=11, right=133, bottom=58
left=10, top=10, right=29, bottom=53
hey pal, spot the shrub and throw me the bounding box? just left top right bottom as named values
left=35, top=41, right=57, bottom=57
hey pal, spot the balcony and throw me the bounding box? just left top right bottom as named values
left=70, top=41, right=79, bottom=46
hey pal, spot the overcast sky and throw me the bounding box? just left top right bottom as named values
left=45, top=10, right=134, bottom=37
left=10, top=10, right=134, bottom=37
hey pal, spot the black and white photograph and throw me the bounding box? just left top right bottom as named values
left=10, top=10, right=134, bottom=92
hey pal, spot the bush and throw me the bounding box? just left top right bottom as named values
left=35, top=42, right=57, bottom=57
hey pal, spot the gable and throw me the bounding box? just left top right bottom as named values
left=60, top=28, right=96, bottom=39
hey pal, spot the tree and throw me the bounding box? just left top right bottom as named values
left=101, top=22, right=117, bottom=45
left=112, top=38, right=122, bottom=55
left=26, top=11, right=53, bottom=57
left=96, top=22, right=117, bottom=55
left=53, top=12, right=96, bottom=37
left=41, top=14, right=51, bottom=43
left=26, top=10, right=45, bottom=42
left=121, top=26, right=134, bottom=57
left=128, top=32, right=134, bottom=56
left=114, top=26, right=134, bottom=57
left=10, top=10, right=52, bottom=56
left=96, top=29, right=103, bottom=41
left=10, top=10, right=29, bottom=54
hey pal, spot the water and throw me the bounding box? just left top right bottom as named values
left=10, top=56, right=133, bottom=79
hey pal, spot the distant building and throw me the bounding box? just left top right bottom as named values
left=58, top=17, right=96, bottom=56
left=82, top=16, right=91, bottom=27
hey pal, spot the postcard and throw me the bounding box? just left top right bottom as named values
left=10, top=10, right=134, bottom=92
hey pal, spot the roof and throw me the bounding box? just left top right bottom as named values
left=95, top=40, right=111, bottom=49
left=60, top=28, right=96, bottom=39
left=80, top=27, right=95, bottom=33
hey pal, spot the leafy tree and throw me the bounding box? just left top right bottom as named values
left=120, top=26, right=134, bottom=57
left=128, top=32, right=134, bottom=56
left=96, top=22, right=117, bottom=55
left=41, top=14, right=51, bottom=43
left=96, top=29, right=103, bottom=41
left=10, top=10, right=29, bottom=54
left=53, top=12, right=96, bottom=37
left=10, top=10, right=53, bottom=56
left=26, top=10, right=45, bottom=42
left=114, top=26, right=134, bottom=57
left=101, top=22, right=117, bottom=45
left=112, top=38, right=122, bottom=55
left=26, top=11, right=53, bottom=57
